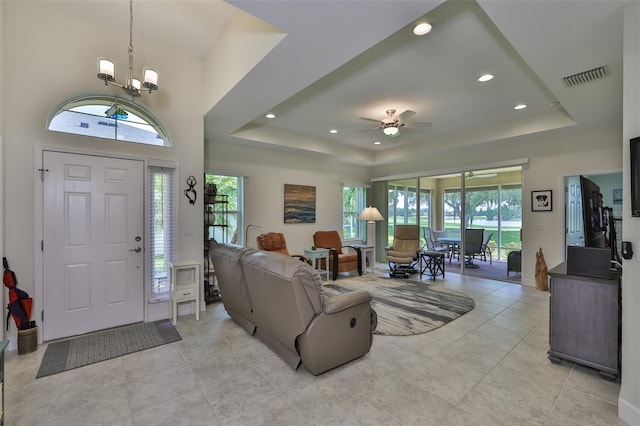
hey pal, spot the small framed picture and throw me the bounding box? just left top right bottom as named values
left=532, top=190, right=552, bottom=212
left=613, top=188, right=622, bottom=204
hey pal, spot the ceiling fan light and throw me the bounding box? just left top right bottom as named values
left=383, top=126, right=399, bottom=137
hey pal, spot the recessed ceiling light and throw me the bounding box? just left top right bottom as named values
left=374, top=141, right=381, bottom=145
left=265, top=113, right=276, bottom=119
left=413, top=22, right=432, bottom=36
left=478, top=74, right=494, bottom=82
left=329, top=129, right=338, bottom=134
left=514, top=104, right=527, bottom=110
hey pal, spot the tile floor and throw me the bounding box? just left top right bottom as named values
left=5, top=270, right=625, bottom=426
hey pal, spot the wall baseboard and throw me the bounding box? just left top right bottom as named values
left=619, top=397, right=640, bottom=425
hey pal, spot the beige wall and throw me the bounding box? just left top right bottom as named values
left=205, top=139, right=370, bottom=254
left=3, top=2, right=205, bottom=337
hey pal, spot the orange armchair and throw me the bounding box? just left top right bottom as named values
left=256, top=232, right=308, bottom=263
left=312, top=230, right=362, bottom=280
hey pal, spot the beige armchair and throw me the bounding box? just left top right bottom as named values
left=386, top=225, right=421, bottom=278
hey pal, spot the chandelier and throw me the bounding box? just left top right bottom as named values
left=97, top=0, right=158, bottom=100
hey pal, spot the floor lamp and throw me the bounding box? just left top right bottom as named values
left=357, top=206, right=384, bottom=266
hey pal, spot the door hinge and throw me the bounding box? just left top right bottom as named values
left=41, top=240, right=44, bottom=251
left=41, top=310, right=44, bottom=322
left=38, top=168, right=49, bottom=181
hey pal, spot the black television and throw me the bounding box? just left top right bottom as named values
left=580, top=175, right=606, bottom=248
left=631, top=136, right=640, bottom=216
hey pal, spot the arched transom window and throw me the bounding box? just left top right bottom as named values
left=47, top=94, right=171, bottom=147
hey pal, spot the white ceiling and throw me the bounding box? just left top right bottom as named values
left=51, top=0, right=628, bottom=167
left=206, top=0, right=627, bottom=167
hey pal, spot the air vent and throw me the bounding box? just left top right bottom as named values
left=562, top=65, right=608, bottom=87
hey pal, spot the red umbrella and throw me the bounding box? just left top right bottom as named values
left=3, top=257, right=33, bottom=330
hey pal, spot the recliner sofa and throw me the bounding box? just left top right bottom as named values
left=210, top=242, right=376, bottom=375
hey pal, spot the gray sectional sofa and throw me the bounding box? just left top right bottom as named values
left=210, top=242, right=376, bottom=375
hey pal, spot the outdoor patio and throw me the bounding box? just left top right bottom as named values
left=444, top=258, right=521, bottom=284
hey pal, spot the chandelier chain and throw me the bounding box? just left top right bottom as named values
left=129, top=0, right=134, bottom=56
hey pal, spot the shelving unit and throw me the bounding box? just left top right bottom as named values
left=204, top=186, right=228, bottom=304
left=170, top=260, right=201, bottom=325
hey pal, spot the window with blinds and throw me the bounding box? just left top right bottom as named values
left=148, top=166, right=175, bottom=302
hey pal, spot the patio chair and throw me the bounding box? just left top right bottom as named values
left=507, top=250, right=522, bottom=276
left=422, top=227, right=451, bottom=257
left=463, top=228, right=484, bottom=268
left=474, top=231, right=493, bottom=265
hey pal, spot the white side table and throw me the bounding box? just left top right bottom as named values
left=353, top=245, right=375, bottom=273
left=304, top=248, right=330, bottom=280
left=170, top=260, right=201, bottom=325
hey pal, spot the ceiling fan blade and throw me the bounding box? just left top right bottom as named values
left=359, top=117, right=382, bottom=123
left=396, top=110, right=416, bottom=121
left=409, top=121, right=432, bottom=128
left=466, top=172, right=497, bottom=179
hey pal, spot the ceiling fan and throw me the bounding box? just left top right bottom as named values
left=359, top=108, right=431, bottom=138
left=466, top=171, right=498, bottom=179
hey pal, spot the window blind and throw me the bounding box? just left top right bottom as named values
left=147, top=166, right=175, bottom=302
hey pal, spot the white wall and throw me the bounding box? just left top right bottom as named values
left=370, top=124, right=622, bottom=287
left=619, top=2, right=640, bottom=423
left=205, top=140, right=370, bottom=254
left=3, top=2, right=205, bottom=337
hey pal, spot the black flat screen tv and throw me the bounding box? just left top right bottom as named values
left=580, top=175, right=606, bottom=248
left=631, top=136, right=640, bottom=216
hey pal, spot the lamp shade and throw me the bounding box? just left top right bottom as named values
left=358, top=206, right=384, bottom=222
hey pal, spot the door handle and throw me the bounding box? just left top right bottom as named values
left=129, top=247, right=142, bottom=253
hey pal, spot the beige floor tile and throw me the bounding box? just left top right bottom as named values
left=3, top=272, right=624, bottom=426
left=367, top=380, right=454, bottom=425
left=548, top=384, right=627, bottom=426
left=471, top=321, right=530, bottom=347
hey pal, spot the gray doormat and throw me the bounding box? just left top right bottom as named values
left=324, top=276, right=474, bottom=336
left=36, top=320, right=181, bottom=378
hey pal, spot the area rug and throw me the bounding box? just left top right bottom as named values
left=324, top=275, right=474, bottom=336
left=36, top=319, right=181, bottom=378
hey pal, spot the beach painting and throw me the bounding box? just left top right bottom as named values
left=284, top=184, right=316, bottom=223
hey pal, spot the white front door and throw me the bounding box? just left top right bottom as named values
left=42, top=151, right=144, bottom=341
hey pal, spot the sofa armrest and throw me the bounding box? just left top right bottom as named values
left=324, top=290, right=372, bottom=314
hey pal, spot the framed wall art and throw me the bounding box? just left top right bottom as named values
left=613, top=188, right=622, bottom=204
left=532, top=190, right=552, bottom=212
left=284, top=184, right=316, bottom=223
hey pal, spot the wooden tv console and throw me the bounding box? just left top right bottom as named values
left=547, top=263, right=621, bottom=380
